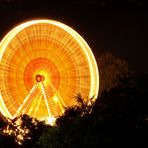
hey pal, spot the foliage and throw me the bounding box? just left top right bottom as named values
left=0, top=114, right=48, bottom=147
left=0, top=113, right=7, bottom=129
left=0, top=133, right=17, bottom=148
left=56, top=94, right=95, bottom=126
left=0, top=54, right=148, bottom=147
left=34, top=74, right=148, bottom=148
left=97, top=53, right=130, bottom=94
left=91, top=74, right=148, bottom=147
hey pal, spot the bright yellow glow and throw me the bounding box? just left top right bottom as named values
left=53, top=96, right=58, bottom=103
left=0, top=19, right=99, bottom=123
left=40, top=82, right=52, bottom=118
left=13, top=84, right=38, bottom=118
left=46, top=116, right=56, bottom=125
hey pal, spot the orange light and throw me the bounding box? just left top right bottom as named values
left=0, top=19, right=99, bottom=124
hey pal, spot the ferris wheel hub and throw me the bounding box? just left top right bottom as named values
left=35, top=74, right=45, bottom=82
left=0, top=19, right=99, bottom=123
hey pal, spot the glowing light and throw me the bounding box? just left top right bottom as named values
left=0, top=19, right=99, bottom=123
left=53, top=96, right=58, bottom=103
left=13, top=84, right=38, bottom=118
left=46, top=116, right=56, bottom=125
left=2, top=118, right=32, bottom=145
left=40, top=82, right=52, bottom=118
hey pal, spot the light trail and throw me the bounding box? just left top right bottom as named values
left=21, top=85, right=38, bottom=115
left=49, top=81, right=66, bottom=107
left=13, top=84, right=38, bottom=118
left=0, top=19, right=99, bottom=98
left=40, top=82, right=52, bottom=118
left=28, top=107, right=33, bottom=115
left=33, top=92, right=42, bottom=118
left=57, top=99, right=65, bottom=113
left=42, top=83, right=58, bottom=116
left=49, top=81, right=65, bottom=113
left=0, top=19, right=99, bottom=121
left=27, top=92, right=42, bottom=116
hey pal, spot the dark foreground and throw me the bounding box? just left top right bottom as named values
left=0, top=73, right=148, bottom=148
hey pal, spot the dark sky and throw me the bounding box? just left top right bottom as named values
left=0, top=0, right=147, bottom=74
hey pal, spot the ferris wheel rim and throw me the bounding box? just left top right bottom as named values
left=0, top=19, right=99, bottom=120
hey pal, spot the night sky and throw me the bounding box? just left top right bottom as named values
left=0, top=0, right=147, bottom=74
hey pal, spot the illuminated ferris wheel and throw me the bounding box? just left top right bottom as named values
left=0, top=20, right=99, bottom=122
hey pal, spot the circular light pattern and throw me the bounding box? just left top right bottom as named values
left=0, top=20, right=99, bottom=122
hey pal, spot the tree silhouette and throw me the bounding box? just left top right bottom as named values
left=1, top=114, right=48, bottom=147
left=56, top=94, right=94, bottom=126
left=97, top=53, right=130, bottom=95
left=34, top=74, right=148, bottom=148
left=0, top=112, right=7, bottom=128
left=0, top=54, right=147, bottom=148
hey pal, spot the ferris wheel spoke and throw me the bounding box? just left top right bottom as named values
left=41, top=83, right=58, bottom=116
left=33, top=92, right=42, bottom=118
left=49, top=81, right=67, bottom=108
left=1, top=62, right=25, bottom=74
left=21, top=89, right=36, bottom=115
left=15, top=36, right=33, bottom=62
left=13, top=83, right=38, bottom=118
left=0, top=20, right=99, bottom=122
left=57, top=98, right=65, bottom=113
left=40, top=82, right=52, bottom=118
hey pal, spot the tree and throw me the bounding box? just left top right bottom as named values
left=33, top=94, right=96, bottom=148
left=90, top=74, right=148, bottom=147
left=0, top=112, right=7, bottom=128
left=97, top=53, right=130, bottom=95
left=1, top=114, right=48, bottom=147
left=56, top=94, right=94, bottom=126
left=34, top=74, right=148, bottom=148
left=0, top=133, right=17, bottom=148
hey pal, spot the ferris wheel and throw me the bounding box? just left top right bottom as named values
left=0, top=20, right=99, bottom=122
